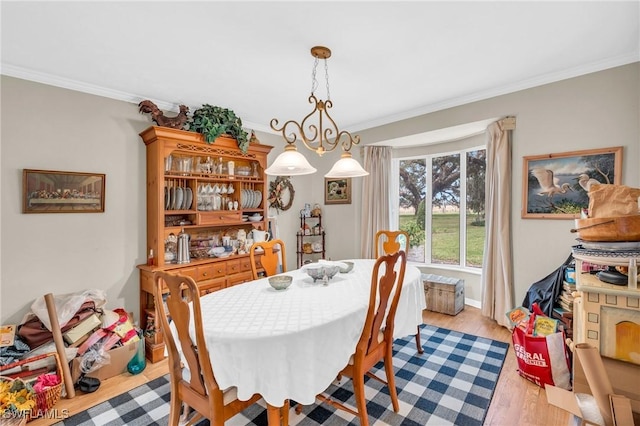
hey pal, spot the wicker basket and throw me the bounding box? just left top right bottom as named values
left=0, top=352, right=63, bottom=422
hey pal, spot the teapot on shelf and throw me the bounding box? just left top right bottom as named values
left=311, top=203, right=322, bottom=217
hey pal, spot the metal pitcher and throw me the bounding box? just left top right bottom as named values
left=177, top=228, right=191, bottom=264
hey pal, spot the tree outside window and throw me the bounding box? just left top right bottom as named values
left=397, top=148, right=485, bottom=268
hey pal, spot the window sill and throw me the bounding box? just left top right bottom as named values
left=407, top=261, right=482, bottom=276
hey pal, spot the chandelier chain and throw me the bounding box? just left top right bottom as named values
left=311, top=57, right=319, bottom=94
left=311, top=56, right=331, bottom=101
left=324, top=58, right=330, bottom=101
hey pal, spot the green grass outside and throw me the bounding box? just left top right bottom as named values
left=400, top=213, right=484, bottom=267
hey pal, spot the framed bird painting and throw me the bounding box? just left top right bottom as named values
left=522, top=146, right=622, bottom=219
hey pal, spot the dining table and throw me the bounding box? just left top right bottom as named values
left=195, top=258, right=426, bottom=424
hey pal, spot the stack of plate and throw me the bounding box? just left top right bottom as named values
left=241, top=189, right=262, bottom=209
left=576, top=239, right=640, bottom=251
left=165, top=186, right=193, bottom=210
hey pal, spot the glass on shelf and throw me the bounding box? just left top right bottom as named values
left=171, top=156, right=192, bottom=175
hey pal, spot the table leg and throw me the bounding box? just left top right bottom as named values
left=415, top=326, right=424, bottom=354
left=267, top=400, right=289, bottom=426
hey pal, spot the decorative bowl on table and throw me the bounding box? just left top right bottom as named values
left=338, top=261, right=354, bottom=273
left=305, top=265, right=340, bottom=283
left=268, top=275, right=293, bottom=290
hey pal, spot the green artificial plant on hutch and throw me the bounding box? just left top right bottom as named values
left=188, top=104, right=250, bottom=152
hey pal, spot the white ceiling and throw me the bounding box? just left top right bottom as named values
left=2, top=1, right=638, bottom=136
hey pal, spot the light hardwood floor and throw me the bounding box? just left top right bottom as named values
left=30, top=306, right=570, bottom=426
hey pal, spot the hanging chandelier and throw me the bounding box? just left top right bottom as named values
left=265, top=46, right=369, bottom=178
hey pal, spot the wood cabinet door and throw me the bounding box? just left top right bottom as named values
left=227, top=271, right=253, bottom=287
left=199, top=277, right=226, bottom=296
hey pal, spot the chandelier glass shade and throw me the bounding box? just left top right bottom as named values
left=325, top=151, right=369, bottom=178
left=264, top=144, right=317, bottom=176
left=266, top=46, right=369, bottom=178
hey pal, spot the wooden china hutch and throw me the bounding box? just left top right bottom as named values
left=137, top=126, right=272, bottom=363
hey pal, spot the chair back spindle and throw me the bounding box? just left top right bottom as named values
left=374, top=230, right=409, bottom=258
left=358, top=250, right=407, bottom=359
left=250, top=239, right=287, bottom=279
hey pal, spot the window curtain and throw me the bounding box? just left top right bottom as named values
left=481, top=119, right=514, bottom=327
left=360, top=146, right=392, bottom=258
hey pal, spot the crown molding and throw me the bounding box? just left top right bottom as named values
left=3, top=52, right=638, bottom=135
left=0, top=63, right=272, bottom=133
left=348, top=53, right=640, bottom=133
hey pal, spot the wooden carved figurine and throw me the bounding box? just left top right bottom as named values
left=138, top=100, right=189, bottom=130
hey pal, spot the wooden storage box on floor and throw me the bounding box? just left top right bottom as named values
left=423, top=274, right=464, bottom=315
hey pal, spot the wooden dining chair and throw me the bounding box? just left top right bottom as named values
left=153, top=271, right=288, bottom=426
left=375, top=229, right=424, bottom=354
left=315, top=250, right=408, bottom=426
left=249, top=238, right=287, bottom=280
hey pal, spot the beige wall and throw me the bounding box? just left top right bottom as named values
left=1, top=77, right=148, bottom=324
left=1, top=62, right=638, bottom=325
left=358, top=62, right=640, bottom=307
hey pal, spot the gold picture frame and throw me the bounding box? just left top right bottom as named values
left=522, top=146, right=622, bottom=219
left=23, top=169, right=106, bottom=213
left=324, top=177, right=352, bottom=205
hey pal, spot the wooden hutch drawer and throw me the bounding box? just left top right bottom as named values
left=199, top=277, right=226, bottom=295
left=239, top=257, right=252, bottom=272
left=228, top=271, right=254, bottom=287
left=205, top=262, right=227, bottom=278
left=196, top=211, right=241, bottom=225
left=179, top=266, right=198, bottom=281
left=226, top=259, right=242, bottom=275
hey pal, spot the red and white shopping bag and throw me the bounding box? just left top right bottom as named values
left=511, top=304, right=571, bottom=389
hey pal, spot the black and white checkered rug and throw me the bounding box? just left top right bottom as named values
left=57, top=325, right=509, bottom=426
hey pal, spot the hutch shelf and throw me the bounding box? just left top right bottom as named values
left=137, top=126, right=272, bottom=363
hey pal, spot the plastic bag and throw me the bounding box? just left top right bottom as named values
left=522, top=254, right=573, bottom=317
left=78, top=345, right=111, bottom=375
left=23, top=289, right=107, bottom=332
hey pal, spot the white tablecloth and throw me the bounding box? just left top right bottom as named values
left=197, top=258, right=425, bottom=406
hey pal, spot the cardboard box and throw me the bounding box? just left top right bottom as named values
left=546, top=385, right=635, bottom=426
left=70, top=339, right=139, bottom=384
left=547, top=343, right=638, bottom=425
